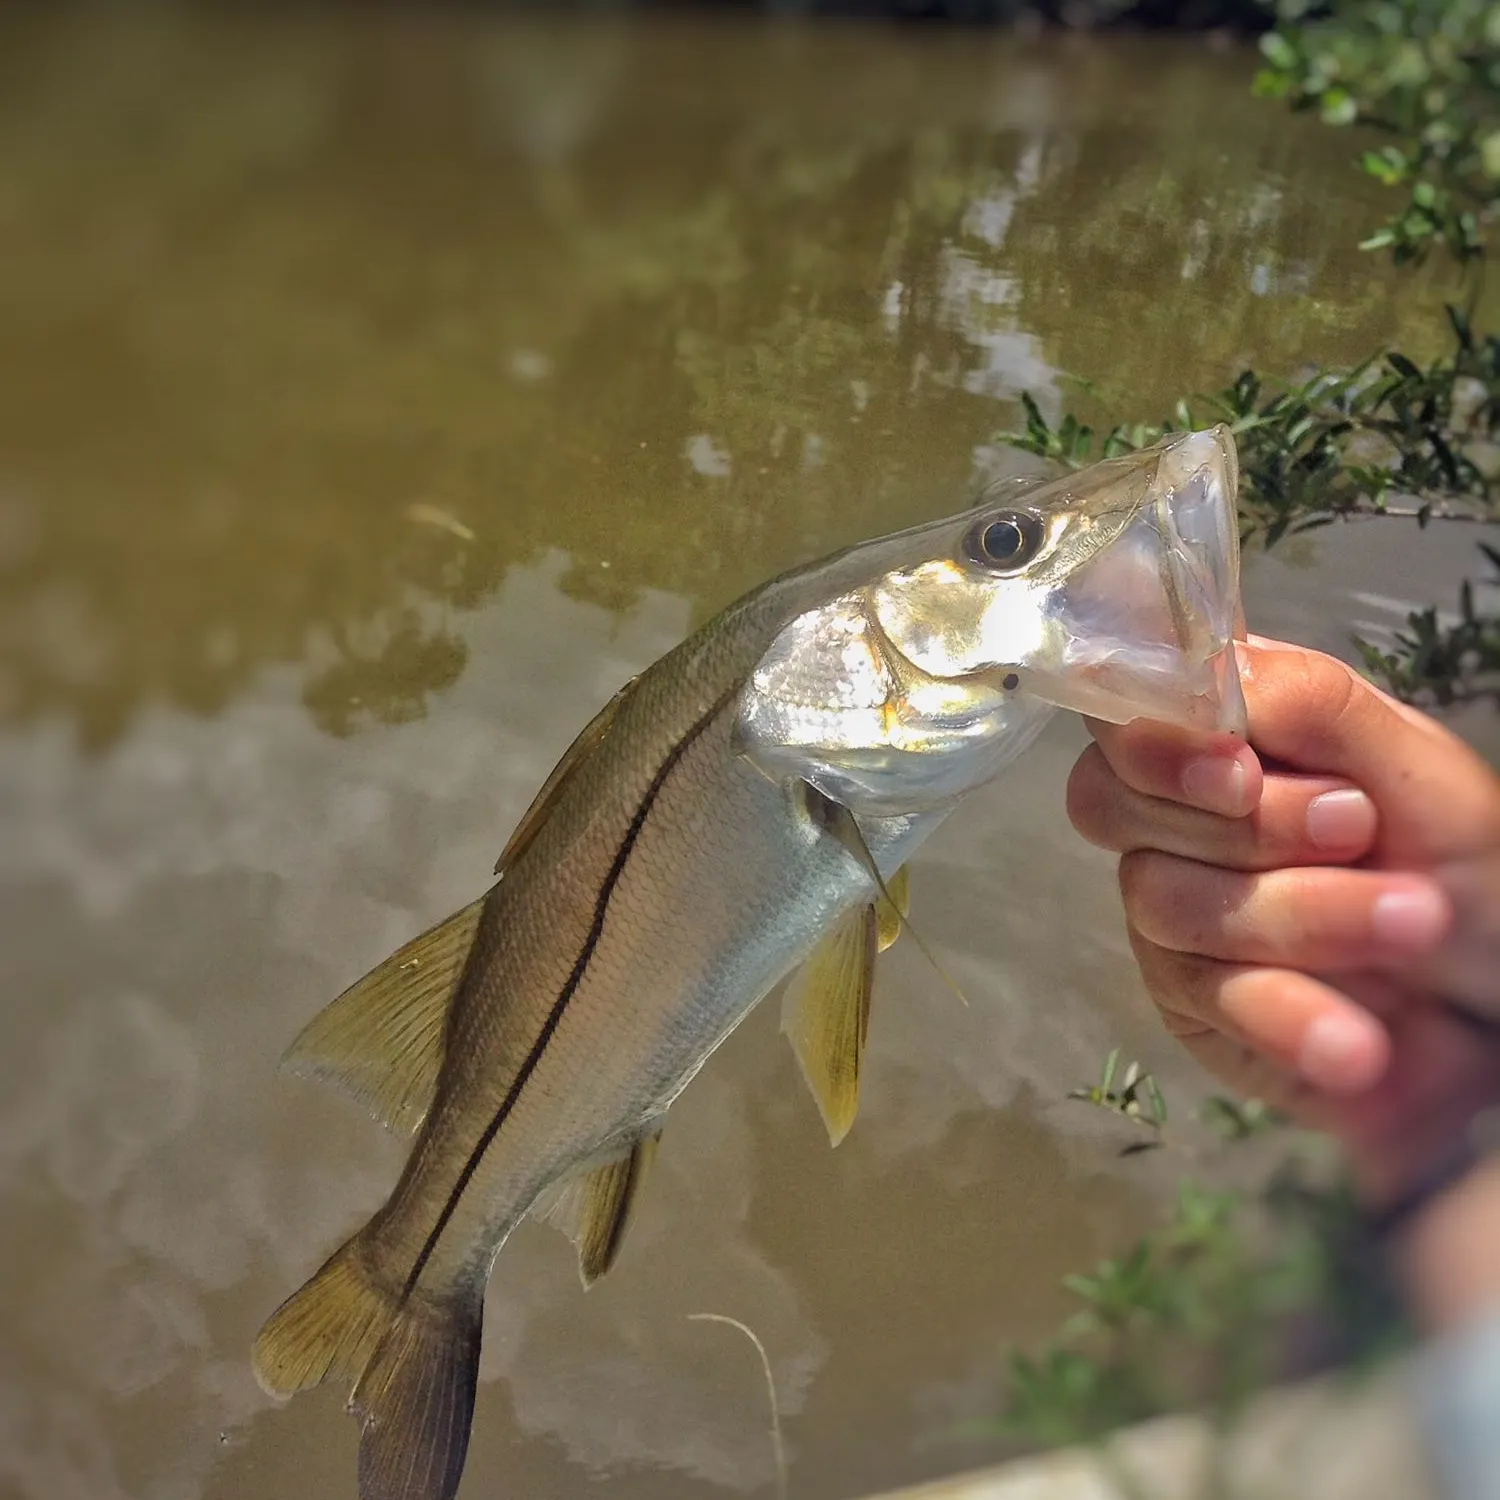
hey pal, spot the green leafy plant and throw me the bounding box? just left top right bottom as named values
left=1000, top=0, right=1500, bottom=711
left=996, top=1063, right=1408, bottom=1456
left=1068, top=1048, right=1170, bottom=1154
left=1255, top=0, right=1500, bottom=268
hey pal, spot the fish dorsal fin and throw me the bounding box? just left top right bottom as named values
left=282, top=894, right=488, bottom=1134
left=782, top=903, right=877, bottom=1147
left=540, top=1132, right=663, bottom=1287
left=876, top=863, right=910, bottom=952
left=494, top=676, right=638, bottom=877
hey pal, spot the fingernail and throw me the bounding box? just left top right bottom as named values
left=1299, top=1011, right=1385, bottom=1093
left=1182, top=754, right=1250, bottom=816
left=1372, top=884, right=1450, bottom=951
left=1305, top=789, right=1376, bottom=851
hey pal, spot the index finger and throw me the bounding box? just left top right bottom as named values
left=1080, top=716, right=1263, bottom=819
left=1089, top=637, right=1500, bottom=864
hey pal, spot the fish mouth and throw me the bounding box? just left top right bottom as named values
left=1019, top=426, right=1248, bottom=736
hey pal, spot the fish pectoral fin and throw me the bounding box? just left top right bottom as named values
left=281, top=893, right=489, bottom=1134
left=782, top=903, right=877, bottom=1148
left=540, top=1131, right=663, bottom=1288
left=802, top=782, right=969, bottom=1009
left=876, top=863, right=910, bottom=952
left=494, top=674, right=638, bottom=877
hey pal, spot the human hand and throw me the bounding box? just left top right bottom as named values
left=1066, top=635, right=1500, bottom=1217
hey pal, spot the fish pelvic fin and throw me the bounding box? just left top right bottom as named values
left=781, top=902, right=877, bottom=1148
left=540, top=1130, right=664, bottom=1288
left=253, top=1233, right=485, bottom=1500
left=282, top=894, right=489, bottom=1134
left=875, top=863, right=910, bottom=952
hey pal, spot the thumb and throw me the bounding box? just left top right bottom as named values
left=1239, top=635, right=1500, bottom=868
left=1239, top=636, right=1500, bottom=1018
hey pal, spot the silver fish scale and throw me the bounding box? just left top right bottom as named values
left=374, top=629, right=936, bottom=1295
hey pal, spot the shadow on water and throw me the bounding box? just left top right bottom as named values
left=0, top=9, right=1485, bottom=1500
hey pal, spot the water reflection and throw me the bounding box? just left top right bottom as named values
left=0, top=11, right=1452, bottom=750
left=0, top=10, right=1484, bottom=1500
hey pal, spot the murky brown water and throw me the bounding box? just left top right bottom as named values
left=2, top=8, right=1495, bottom=1500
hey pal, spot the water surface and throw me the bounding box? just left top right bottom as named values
left=0, top=10, right=1491, bottom=1500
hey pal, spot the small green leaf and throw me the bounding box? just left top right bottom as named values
left=1480, top=133, right=1500, bottom=180
left=1146, top=1077, right=1168, bottom=1125
left=1258, top=31, right=1297, bottom=71
left=1445, top=303, right=1473, bottom=349
left=1100, top=1048, right=1120, bottom=1096
left=1319, top=88, right=1358, bottom=126
left=1360, top=146, right=1409, bottom=186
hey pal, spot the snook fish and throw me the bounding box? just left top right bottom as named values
left=253, top=428, right=1246, bottom=1500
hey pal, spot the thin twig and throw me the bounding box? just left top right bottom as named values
left=688, top=1313, right=788, bottom=1500
left=1332, top=504, right=1495, bottom=522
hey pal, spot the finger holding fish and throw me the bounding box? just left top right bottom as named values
left=1069, top=744, right=1379, bottom=871
left=1080, top=718, right=1263, bottom=818
left=1125, top=926, right=1392, bottom=1099
left=1119, top=851, right=1453, bottom=971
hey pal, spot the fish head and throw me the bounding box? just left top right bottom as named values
left=735, top=426, right=1245, bottom=816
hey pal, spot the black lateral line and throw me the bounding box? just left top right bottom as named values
left=401, top=689, right=734, bottom=1298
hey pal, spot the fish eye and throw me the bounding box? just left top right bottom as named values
left=965, top=511, right=1044, bottom=573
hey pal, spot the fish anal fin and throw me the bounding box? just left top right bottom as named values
left=350, top=1280, right=484, bottom=1500
left=782, top=903, right=877, bottom=1148
left=541, top=1131, right=663, bottom=1287
left=282, top=894, right=488, bottom=1134
left=876, top=863, right=910, bottom=952
left=252, top=1234, right=394, bottom=1399
left=494, top=675, right=638, bottom=876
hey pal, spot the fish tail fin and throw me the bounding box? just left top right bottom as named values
left=351, top=1280, right=484, bottom=1500
left=254, top=1234, right=484, bottom=1500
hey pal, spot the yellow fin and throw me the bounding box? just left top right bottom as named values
left=781, top=903, right=877, bottom=1147
left=494, top=675, right=637, bottom=876
left=802, top=782, right=968, bottom=1008
left=254, top=1236, right=485, bottom=1500
left=542, top=1132, right=663, bottom=1287
left=876, top=863, right=910, bottom=952
left=252, top=1235, right=394, bottom=1398
left=282, top=894, right=487, bottom=1134
left=348, top=1276, right=485, bottom=1500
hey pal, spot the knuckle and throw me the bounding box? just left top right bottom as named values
left=1116, top=849, right=1155, bottom=918
left=1065, top=745, right=1114, bottom=840
left=1277, top=651, right=1363, bottom=759
left=1159, top=1005, right=1213, bottom=1040
left=1127, top=929, right=1230, bottom=1033
left=1118, top=852, right=1199, bottom=948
